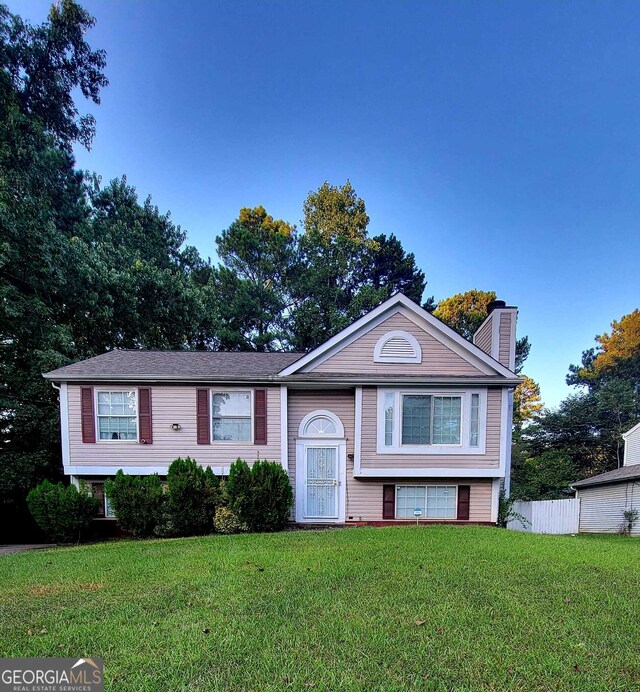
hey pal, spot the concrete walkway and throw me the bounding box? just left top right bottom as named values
left=0, top=544, right=56, bottom=556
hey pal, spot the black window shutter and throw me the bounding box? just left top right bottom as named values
left=138, top=387, right=153, bottom=444
left=254, top=389, right=267, bottom=445
left=457, top=485, right=470, bottom=520
left=383, top=484, right=395, bottom=519
left=196, top=388, right=210, bottom=444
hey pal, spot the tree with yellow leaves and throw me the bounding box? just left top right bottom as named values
left=434, top=289, right=542, bottom=427
left=568, top=309, right=640, bottom=387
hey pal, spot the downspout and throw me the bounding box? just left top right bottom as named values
left=504, top=387, right=514, bottom=497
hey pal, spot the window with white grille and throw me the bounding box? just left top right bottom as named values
left=373, top=330, right=422, bottom=363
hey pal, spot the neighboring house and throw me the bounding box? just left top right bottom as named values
left=572, top=422, right=640, bottom=536
left=43, top=293, right=521, bottom=526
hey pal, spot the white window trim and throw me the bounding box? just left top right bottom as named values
left=376, top=388, right=487, bottom=455
left=395, top=483, right=458, bottom=519
left=373, top=329, right=422, bottom=363
left=104, top=492, right=115, bottom=518
left=211, top=388, right=254, bottom=445
left=298, top=409, right=345, bottom=439
left=95, top=388, right=139, bottom=444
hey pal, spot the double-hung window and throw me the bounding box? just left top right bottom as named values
left=212, top=391, right=252, bottom=442
left=396, top=485, right=457, bottom=519
left=97, top=390, right=137, bottom=441
left=401, top=394, right=462, bottom=445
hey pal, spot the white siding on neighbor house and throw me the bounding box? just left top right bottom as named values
left=578, top=482, right=640, bottom=535
left=359, top=386, right=503, bottom=470
left=311, top=312, right=486, bottom=376
left=67, top=383, right=281, bottom=471
left=624, top=425, right=640, bottom=466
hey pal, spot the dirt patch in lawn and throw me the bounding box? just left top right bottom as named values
left=27, top=583, right=103, bottom=597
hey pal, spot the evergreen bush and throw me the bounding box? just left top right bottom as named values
left=27, top=480, right=99, bottom=543
left=166, top=457, right=219, bottom=536
left=105, top=471, right=167, bottom=538
left=226, top=458, right=292, bottom=532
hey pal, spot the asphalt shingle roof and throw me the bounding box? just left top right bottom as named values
left=43, top=349, right=304, bottom=381
left=572, top=465, right=640, bottom=488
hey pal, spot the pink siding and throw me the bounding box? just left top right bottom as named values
left=310, top=312, right=484, bottom=375
left=360, top=386, right=502, bottom=470
left=473, top=310, right=515, bottom=370
left=499, top=312, right=512, bottom=368
left=345, top=476, right=493, bottom=522
left=287, top=389, right=355, bottom=507
left=67, top=384, right=281, bottom=469
left=474, top=318, right=492, bottom=355
left=286, top=388, right=498, bottom=522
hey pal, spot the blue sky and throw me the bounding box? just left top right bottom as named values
left=13, top=0, right=640, bottom=407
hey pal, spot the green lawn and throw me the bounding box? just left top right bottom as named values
left=0, top=527, right=639, bottom=690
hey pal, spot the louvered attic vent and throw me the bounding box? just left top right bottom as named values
left=374, top=330, right=422, bottom=363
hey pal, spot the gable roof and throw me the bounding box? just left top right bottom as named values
left=278, top=293, right=520, bottom=380
left=623, top=421, right=640, bottom=439
left=43, top=349, right=303, bottom=382
left=572, top=464, right=640, bottom=489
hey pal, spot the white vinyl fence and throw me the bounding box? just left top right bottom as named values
left=507, top=498, right=580, bottom=534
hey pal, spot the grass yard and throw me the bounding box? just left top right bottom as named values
left=0, top=526, right=639, bottom=690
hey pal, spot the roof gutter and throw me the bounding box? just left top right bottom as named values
left=43, top=373, right=522, bottom=386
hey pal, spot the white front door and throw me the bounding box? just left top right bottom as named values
left=305, top=446, right=338, bottom=519
left=295, top=409, right=347, bottom=523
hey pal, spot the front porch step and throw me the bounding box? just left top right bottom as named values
left=287, top=523, right=349, bottom=531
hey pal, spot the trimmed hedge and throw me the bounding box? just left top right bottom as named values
left=103, top=458, right=292, bottom=539
left=27, top=480, right=99, bottom=543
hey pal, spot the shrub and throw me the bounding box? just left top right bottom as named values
left=622, top=508, right=639, bottom=535
left=249, top=460, right=293, bottom=532
left=105, top=471, right=167, bottom=538
left=27, top=480, right=99, bottom=543
left=226, top=459, right=253, bottom=524
left=167, top=458, right=219, bottom=536
left=226, top=458, right=293, bottom=532
left=213, top=506, right=248, bottom=534
left=497, top=487, right=529, bottom=529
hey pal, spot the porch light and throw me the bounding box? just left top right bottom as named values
left=171, top=423, right=181, bottom=431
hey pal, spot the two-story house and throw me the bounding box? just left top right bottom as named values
left=43, top=293, right=521, bottom=525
